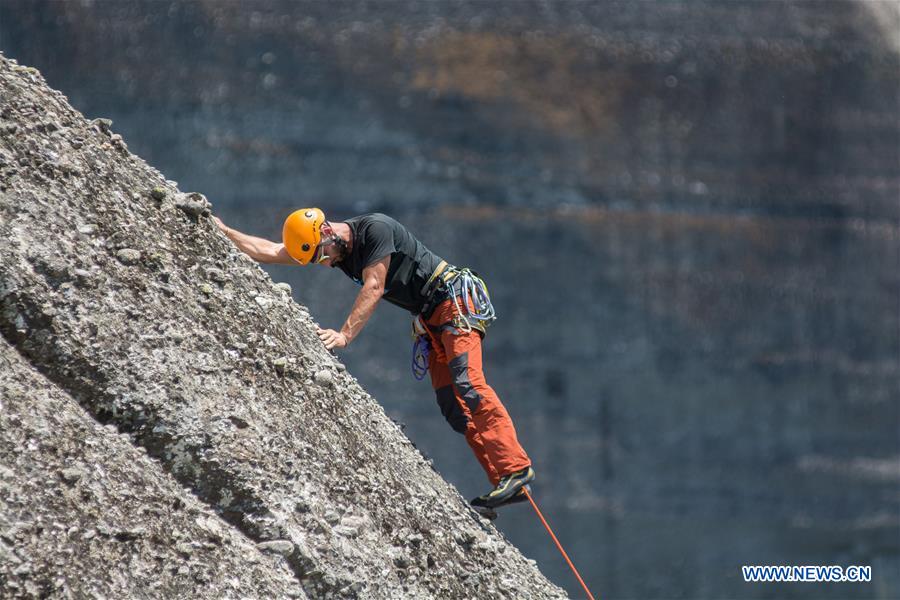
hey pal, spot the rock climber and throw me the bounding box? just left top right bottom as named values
left=213, top=209, right=534, bottom=511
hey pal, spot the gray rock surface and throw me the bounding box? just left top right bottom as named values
left=0, top=54, right=566, bottom=598
left=0, top=339, right=306, bottom=599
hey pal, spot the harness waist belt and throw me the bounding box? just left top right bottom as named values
left=420, top=260, right=451, bottom=299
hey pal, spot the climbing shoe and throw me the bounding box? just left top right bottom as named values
left=470, top=485, right=530, bottom=520
left=470, top=493, right=492, bottom=509
left=482, top=465, right=534, bottom=508
left=470, top=496, right=498, bottom=520
left=488, top=485, right=531, bottom=508
left=499, top=485, right=531, bottom=507
left=475, top=484, right=530, bottom=506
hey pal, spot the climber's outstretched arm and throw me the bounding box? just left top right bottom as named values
left=213, top=216, right=298, bottom=265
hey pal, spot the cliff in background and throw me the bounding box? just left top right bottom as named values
left=0, top=55, right=566, bottom=599
left=4, top=0, right=897, bottom=219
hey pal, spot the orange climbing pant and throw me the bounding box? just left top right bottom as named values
left=424, top=297, right=531, bottom=486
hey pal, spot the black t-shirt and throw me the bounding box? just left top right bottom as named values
left=337, top=213, right=445, bottom=314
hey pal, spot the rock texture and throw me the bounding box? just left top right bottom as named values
left=0, top=339, right=305, bottom=599
left=0, top=54, right=565, bottom=598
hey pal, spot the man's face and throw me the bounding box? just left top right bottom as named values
left=315, top=244, right=340, bottom=267
left=312, top=222, right=343, bottom=267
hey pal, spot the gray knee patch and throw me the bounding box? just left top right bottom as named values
left=435, top=385, right=468, bottom=434
left=449, top=353, right=482, bottom=413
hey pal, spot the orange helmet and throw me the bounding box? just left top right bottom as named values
left=282, top=208, right=325, bottom=264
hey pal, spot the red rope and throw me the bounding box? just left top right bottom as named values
left=523, top=487, right=597, bottom=600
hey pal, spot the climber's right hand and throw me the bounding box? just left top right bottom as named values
left=212, top=215, right=229, bottom=234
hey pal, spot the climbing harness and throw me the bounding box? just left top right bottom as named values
left=523, top=487, right=597, bottom=600
left=420, top=259, right=452, bottom=300
left=410, top=262, right=497, bottom=379
left=419, top=261, right=496, bottom=332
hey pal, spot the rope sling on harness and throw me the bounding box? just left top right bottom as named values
left=411, top=335, right=430, bottom=380
left=411, top=265, right=496, bottom=380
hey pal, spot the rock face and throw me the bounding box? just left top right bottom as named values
left=0, top=55, right=566, bottom=598
left=0, top=339, right=305, bottom=599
